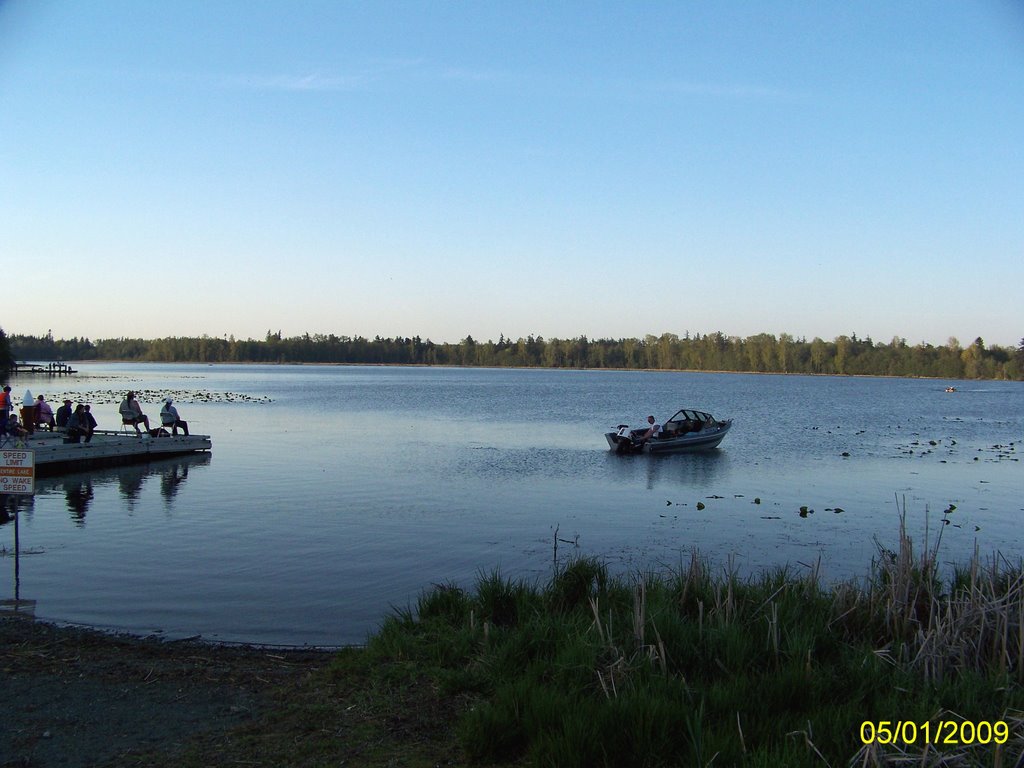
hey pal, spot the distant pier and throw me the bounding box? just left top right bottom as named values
left=11, top=361, right=78, bottom=376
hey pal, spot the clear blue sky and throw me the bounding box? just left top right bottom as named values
left=2, top=1, right=1022, bottom=347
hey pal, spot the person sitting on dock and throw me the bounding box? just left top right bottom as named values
left=36, top=395, right=56, bottom=431
left=6, top=413, right=28, bottom=439
left=159, top=397, right=189, bottom=436
left=55, top=399, right=73, bottom=429
left=67, top=404, right=94, bottom=443
left=119, top=391, right=151, bottom=435
left=84, top=404, right=98, bottom=437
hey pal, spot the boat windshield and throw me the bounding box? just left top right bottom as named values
left=664, top=409, right=711, bottom=426
left=661, top=410, right=715, bottom=434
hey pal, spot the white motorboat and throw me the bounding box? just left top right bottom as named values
left=606, top=408, right=732, bottom=454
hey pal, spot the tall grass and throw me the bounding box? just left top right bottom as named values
left=353, top=517, right=1024, bottom=767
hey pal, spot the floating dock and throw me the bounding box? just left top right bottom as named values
left=3, top=430, right=212, bottom=476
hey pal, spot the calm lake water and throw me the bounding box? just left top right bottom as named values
left=2, top=364, right=1021, bottom=646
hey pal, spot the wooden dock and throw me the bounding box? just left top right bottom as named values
left=3, top=430, right=212, bottom=476
left=11, top=361, right=78, bottom=376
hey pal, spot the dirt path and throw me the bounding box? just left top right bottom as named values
left=0, top=616, right=332, bottom=767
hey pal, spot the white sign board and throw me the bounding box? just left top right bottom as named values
left=1, top=449, right=35, bottom=495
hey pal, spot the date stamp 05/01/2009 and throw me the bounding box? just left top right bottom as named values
left=860, top=720, right=1010, bottom=746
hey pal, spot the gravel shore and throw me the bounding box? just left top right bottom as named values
left=0, top=616, right=331, bottom=767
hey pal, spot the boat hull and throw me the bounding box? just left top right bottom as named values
left=605, top=420, right=731, bottom=454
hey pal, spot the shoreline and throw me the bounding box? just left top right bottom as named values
left=10, top=357, right=997, bottom=383
left=0, top=615, right=336, bottom=767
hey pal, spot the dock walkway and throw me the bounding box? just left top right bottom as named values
left=1, top=430, right=212, bottom=476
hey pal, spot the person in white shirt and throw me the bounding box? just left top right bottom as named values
left=160, top=397, right=189, bottom=436
left=641, top=415, right=661, bottom=443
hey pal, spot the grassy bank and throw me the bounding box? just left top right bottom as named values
left=9, top=514, right=1023, bottom=767
left=342, top=517, right=1024, bottom=767
left=168, top=511, right=1020, bottom=767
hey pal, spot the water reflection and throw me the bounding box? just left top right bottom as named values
left=601, top=450, right=730, bottom=490
left=65, top=480, right=94, bottom=525
left=645, top=451, right=729, bottom=489
left=159, top=460, right=194, bottom=505
left=29, top=453, right=212, bottom=523
left=119, top=471, right=145, bottom=509
left=0, top=493, right=34, bottom=526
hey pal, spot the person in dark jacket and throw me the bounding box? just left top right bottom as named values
left=56, top=399, right=73, bottom=428
left=67, top=404, right=93, bottom=443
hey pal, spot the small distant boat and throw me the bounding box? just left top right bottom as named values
left=606, top=408, right=732, bottom=454
left=945, top=386, right=957, bottom=393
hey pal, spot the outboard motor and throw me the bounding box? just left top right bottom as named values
left=613, top=425, right=637, bottom=453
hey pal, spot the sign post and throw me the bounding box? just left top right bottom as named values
left=1, top=448, right=35, bottom=495
left=2, top=448, right=35, bottom=613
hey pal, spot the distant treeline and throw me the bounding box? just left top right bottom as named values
left=6, top=329, right=1024, bottom=381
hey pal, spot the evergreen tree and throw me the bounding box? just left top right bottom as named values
left=0, top=328, right=12, bottom=379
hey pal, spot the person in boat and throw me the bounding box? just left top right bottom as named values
left=640, top=415, right=661, bottom=444
left=36, top=394, right=56, bottom=430
left=55, top=399, right=73, bottom=428
left=67, top=404, right=94, bottom=443
left=159, top=397, right=189, bottom=436
left=119, top=391, right=151, bottom=435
